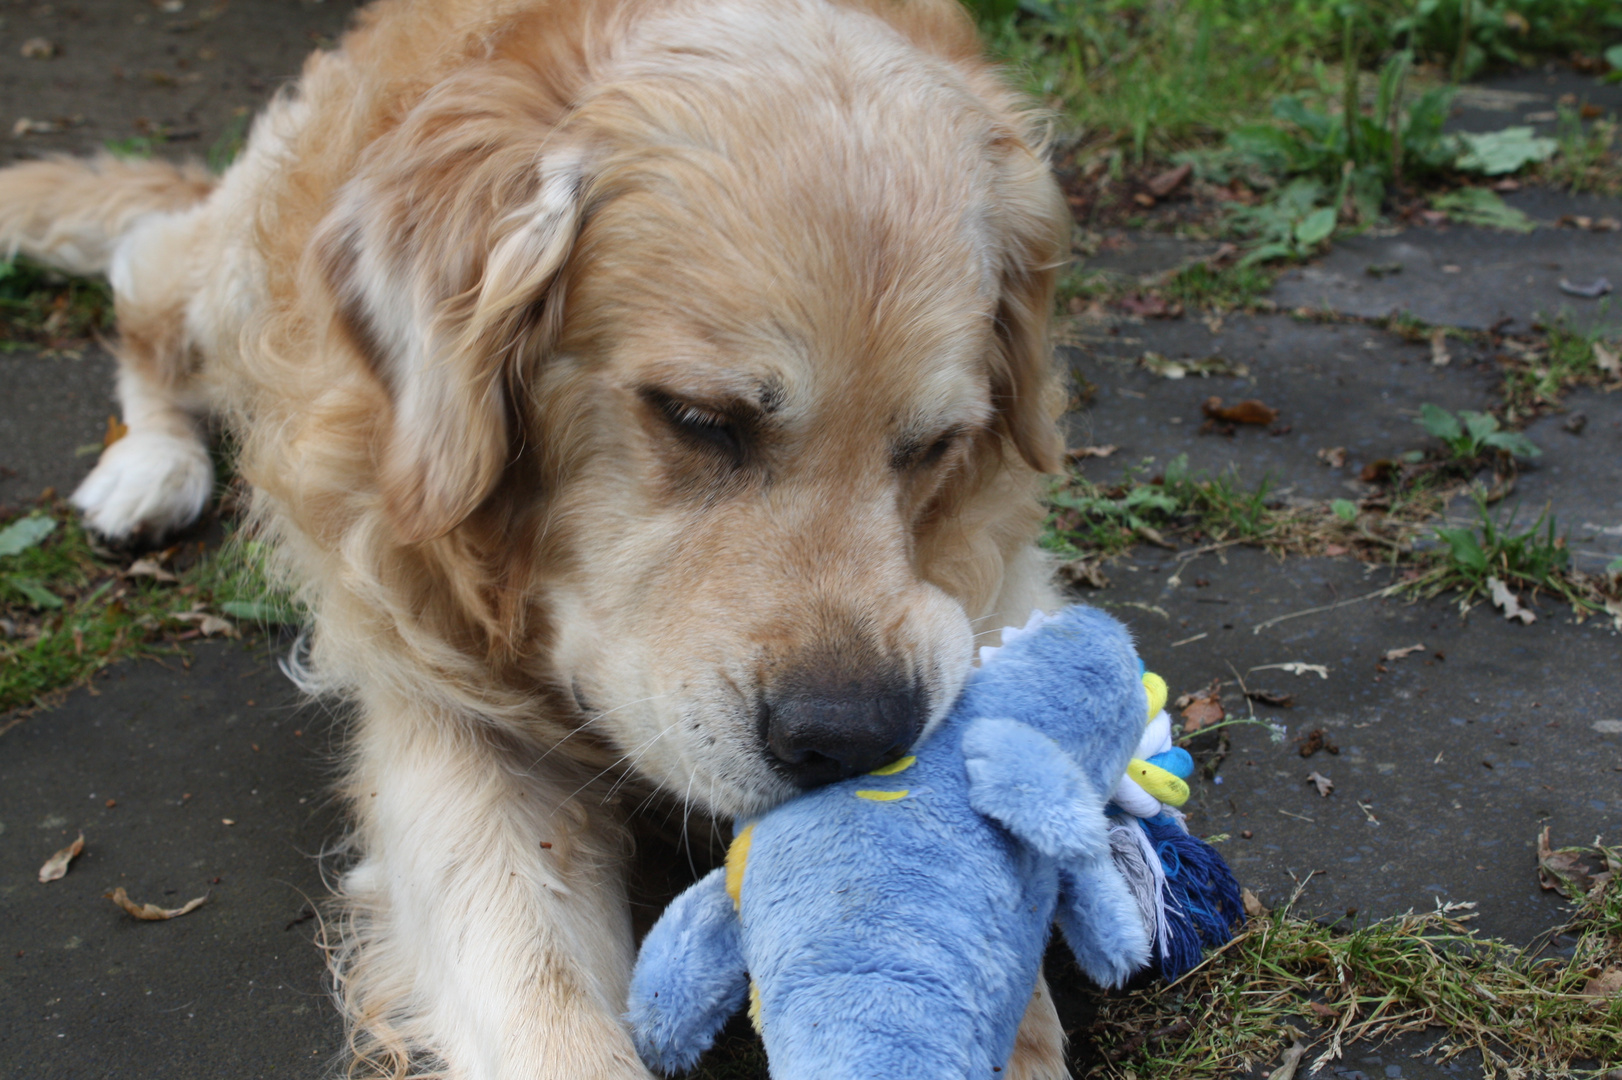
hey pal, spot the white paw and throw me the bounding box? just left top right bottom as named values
left=71, top=429, right=213, bottom=540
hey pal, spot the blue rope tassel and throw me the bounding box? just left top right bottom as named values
left=1140, top=813, right=1244, bottom=980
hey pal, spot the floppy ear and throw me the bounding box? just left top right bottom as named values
left=986, top=134, right=1070, bottom=476
left=314, top=67, right=585, bottom=543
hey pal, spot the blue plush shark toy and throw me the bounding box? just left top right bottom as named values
left=626, top=605, right=1241, bottom=1079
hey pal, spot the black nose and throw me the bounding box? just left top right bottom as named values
left=761, top=680, right=924, bottom=789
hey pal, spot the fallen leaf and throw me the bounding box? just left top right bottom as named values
left=171, top=609, right=238, bottom=637
left=1306, top=1000, right=1339, bottom=1020
left=106, top=886, right=208, bottom=921
left=1202, top=397, right=1278, bottom=425
left=1487, top=576, right=1536, bottom=624
left=1383, top=643, right=1426, bottom=661
left=1250, top=662, right=1330, bottom=679
left=1317, top=446, right=1347, bottom=468
left=38, top=832, right=84, bottom=883
left=1145, top=162, right=1192, bottom=198
left=1267, top=1039, right=1307, bottom=1080
left=1559, top=277, right=1613, bottom=299
left=1246, top=689, right=1295, bottom=708
left=1065, top=444, right=1118, bottom=461
left=103, top=415, right=128, bottom=448
left=1242, top=887, right=1269, bottom=919
left=20, top=37, right=59, bottom=59
left=12, top=117, right=63, bottom=136
left=1429, top=328, right=1451, bottom=367
left=1361, top=458, right=1398, bottom=483
left=1117, top=293, right=1181, bottom=319
left=1595, top=341, right=1620, bottom=378
left=1056, top=558, right=1109, bottom=589
left=1581, top=968, right=1622, bottom=998
left=126, top=558, right=178, bottom=584
left=0, top=515, right=57, bottom=558
left=1296, top=728, right=1338, bottom=757
left=1307, top=770, right=1334, bottom=797
left=1179, top=685, right=1225, bottom=733
left=1139, top=353, right=1248, bottom=380
left=1537, top=827, right=1598, bottom=898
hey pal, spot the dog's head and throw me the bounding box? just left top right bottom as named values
left=314, top=1, right=1068, bottom=815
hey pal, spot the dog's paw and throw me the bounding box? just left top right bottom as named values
left=71, top=429, right=213, bottom=540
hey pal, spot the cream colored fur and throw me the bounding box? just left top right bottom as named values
left=0, top=0, right=1073, bottom=1076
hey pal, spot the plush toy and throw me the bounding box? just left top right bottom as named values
left=626, top=605, right=1241, bottom=1079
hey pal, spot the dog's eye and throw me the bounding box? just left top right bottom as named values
left=919, top=434, right=956, bottom=468
left=895, top=430, right=960, bottom=471
left=651, top=393, right=744, bottom=460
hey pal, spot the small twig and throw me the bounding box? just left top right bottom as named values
left=1252, top=583, right=1403, bottom=634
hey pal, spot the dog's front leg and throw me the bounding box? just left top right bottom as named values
left=336, top=696, right=652, bottom=1080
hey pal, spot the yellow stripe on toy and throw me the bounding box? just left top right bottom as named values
left=854, top=790, right=909, bottom=802
left=748, top=981, right=764, bottom=1035
left=1127, top=758, right=1189, bottom=807
left=867, top=755, right=917, bottom=776
left=1142, top=672, right=1168, bottom=720
left=725, top=823, right=755, bottom=910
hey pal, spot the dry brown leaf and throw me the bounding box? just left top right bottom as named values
left=1581, top=968, right=1622, bottom=998
left=1179, top=686, right=1225, bottom=733
left=1316, top=446, right=1347, bottom=468
left=1595, top=341, right=1620, bottom=378
left=1429, top=327, right=1452, bottom=366
left=171, top=609, right=238, bottom=637
left=103, top=414, right=128, bottom=448
left=1307, top=770, right=1334, bottom=797
left=1242, top=887, right=1269, bottom=919
left=1056, top=558, right=1110, bottom=590
left=106, top=886, right=208, bottom=921
left=126, top=558, right=177, bottom=584
left=1267, top=1039, right=1307, bottom=1080
left=1202, top=396, right=1279, bottom=425
left=1487, top=576, right=1536, bottom=624
left=1145, top=162, right=1193, bottom=198
left=38, top=832, right=84, bottom=883
left=1383, top=643, right=1426, bottom=661
left=1306, top=1000, right=1339, bottom=1020
left=1537, top=827, right=1598, bottom=897
left=1246, top=688, right=1295, bottom=708
left=20, top=37, right=59, bottom=59
left=1065, top=444, right=1118, bottom=461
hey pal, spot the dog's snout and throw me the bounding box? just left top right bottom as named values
left=761, top=678, right=924, bottom=789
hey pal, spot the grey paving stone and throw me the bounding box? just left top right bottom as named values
left=0, top=347, right=116, bottom=513
left=1515, top=388, right=1622, bottom=573
left=1063, top=314, right=1498, bottom=500
left=0, top=642, right=342, bottom=1080
left=1270, top=225, right=1622, bottom=334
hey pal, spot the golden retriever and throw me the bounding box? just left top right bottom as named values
left=0, top=0, right=1071, bottom=1075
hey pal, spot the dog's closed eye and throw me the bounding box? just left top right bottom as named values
left=641, top=388, right=750, bottom=464
left=892, top=429, right=964, bottom=472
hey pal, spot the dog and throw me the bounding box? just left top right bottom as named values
left=0, top=0, right=1073, bottom=1074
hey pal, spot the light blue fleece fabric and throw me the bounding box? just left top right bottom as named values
left=626, top=605, right=1152, bottom=1079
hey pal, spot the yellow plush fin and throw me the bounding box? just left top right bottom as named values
left=724, top=823, right=755, bottom=910
left=867, top=755, right=916, bottom=776
left=1127, top=758, right=1189, bottom=807
left=1142, top=672, right=1168, bottom=720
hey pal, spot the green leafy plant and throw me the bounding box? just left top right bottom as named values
left=1417, top=403, right=1540, bottom=461
left=1431, top=496, right=1568, bottom=594
left=0, top=257, right=115, bottom=348
left=0, top=509, right=304, bottom=714
left=1428, top=186, right=1535, bottom=231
